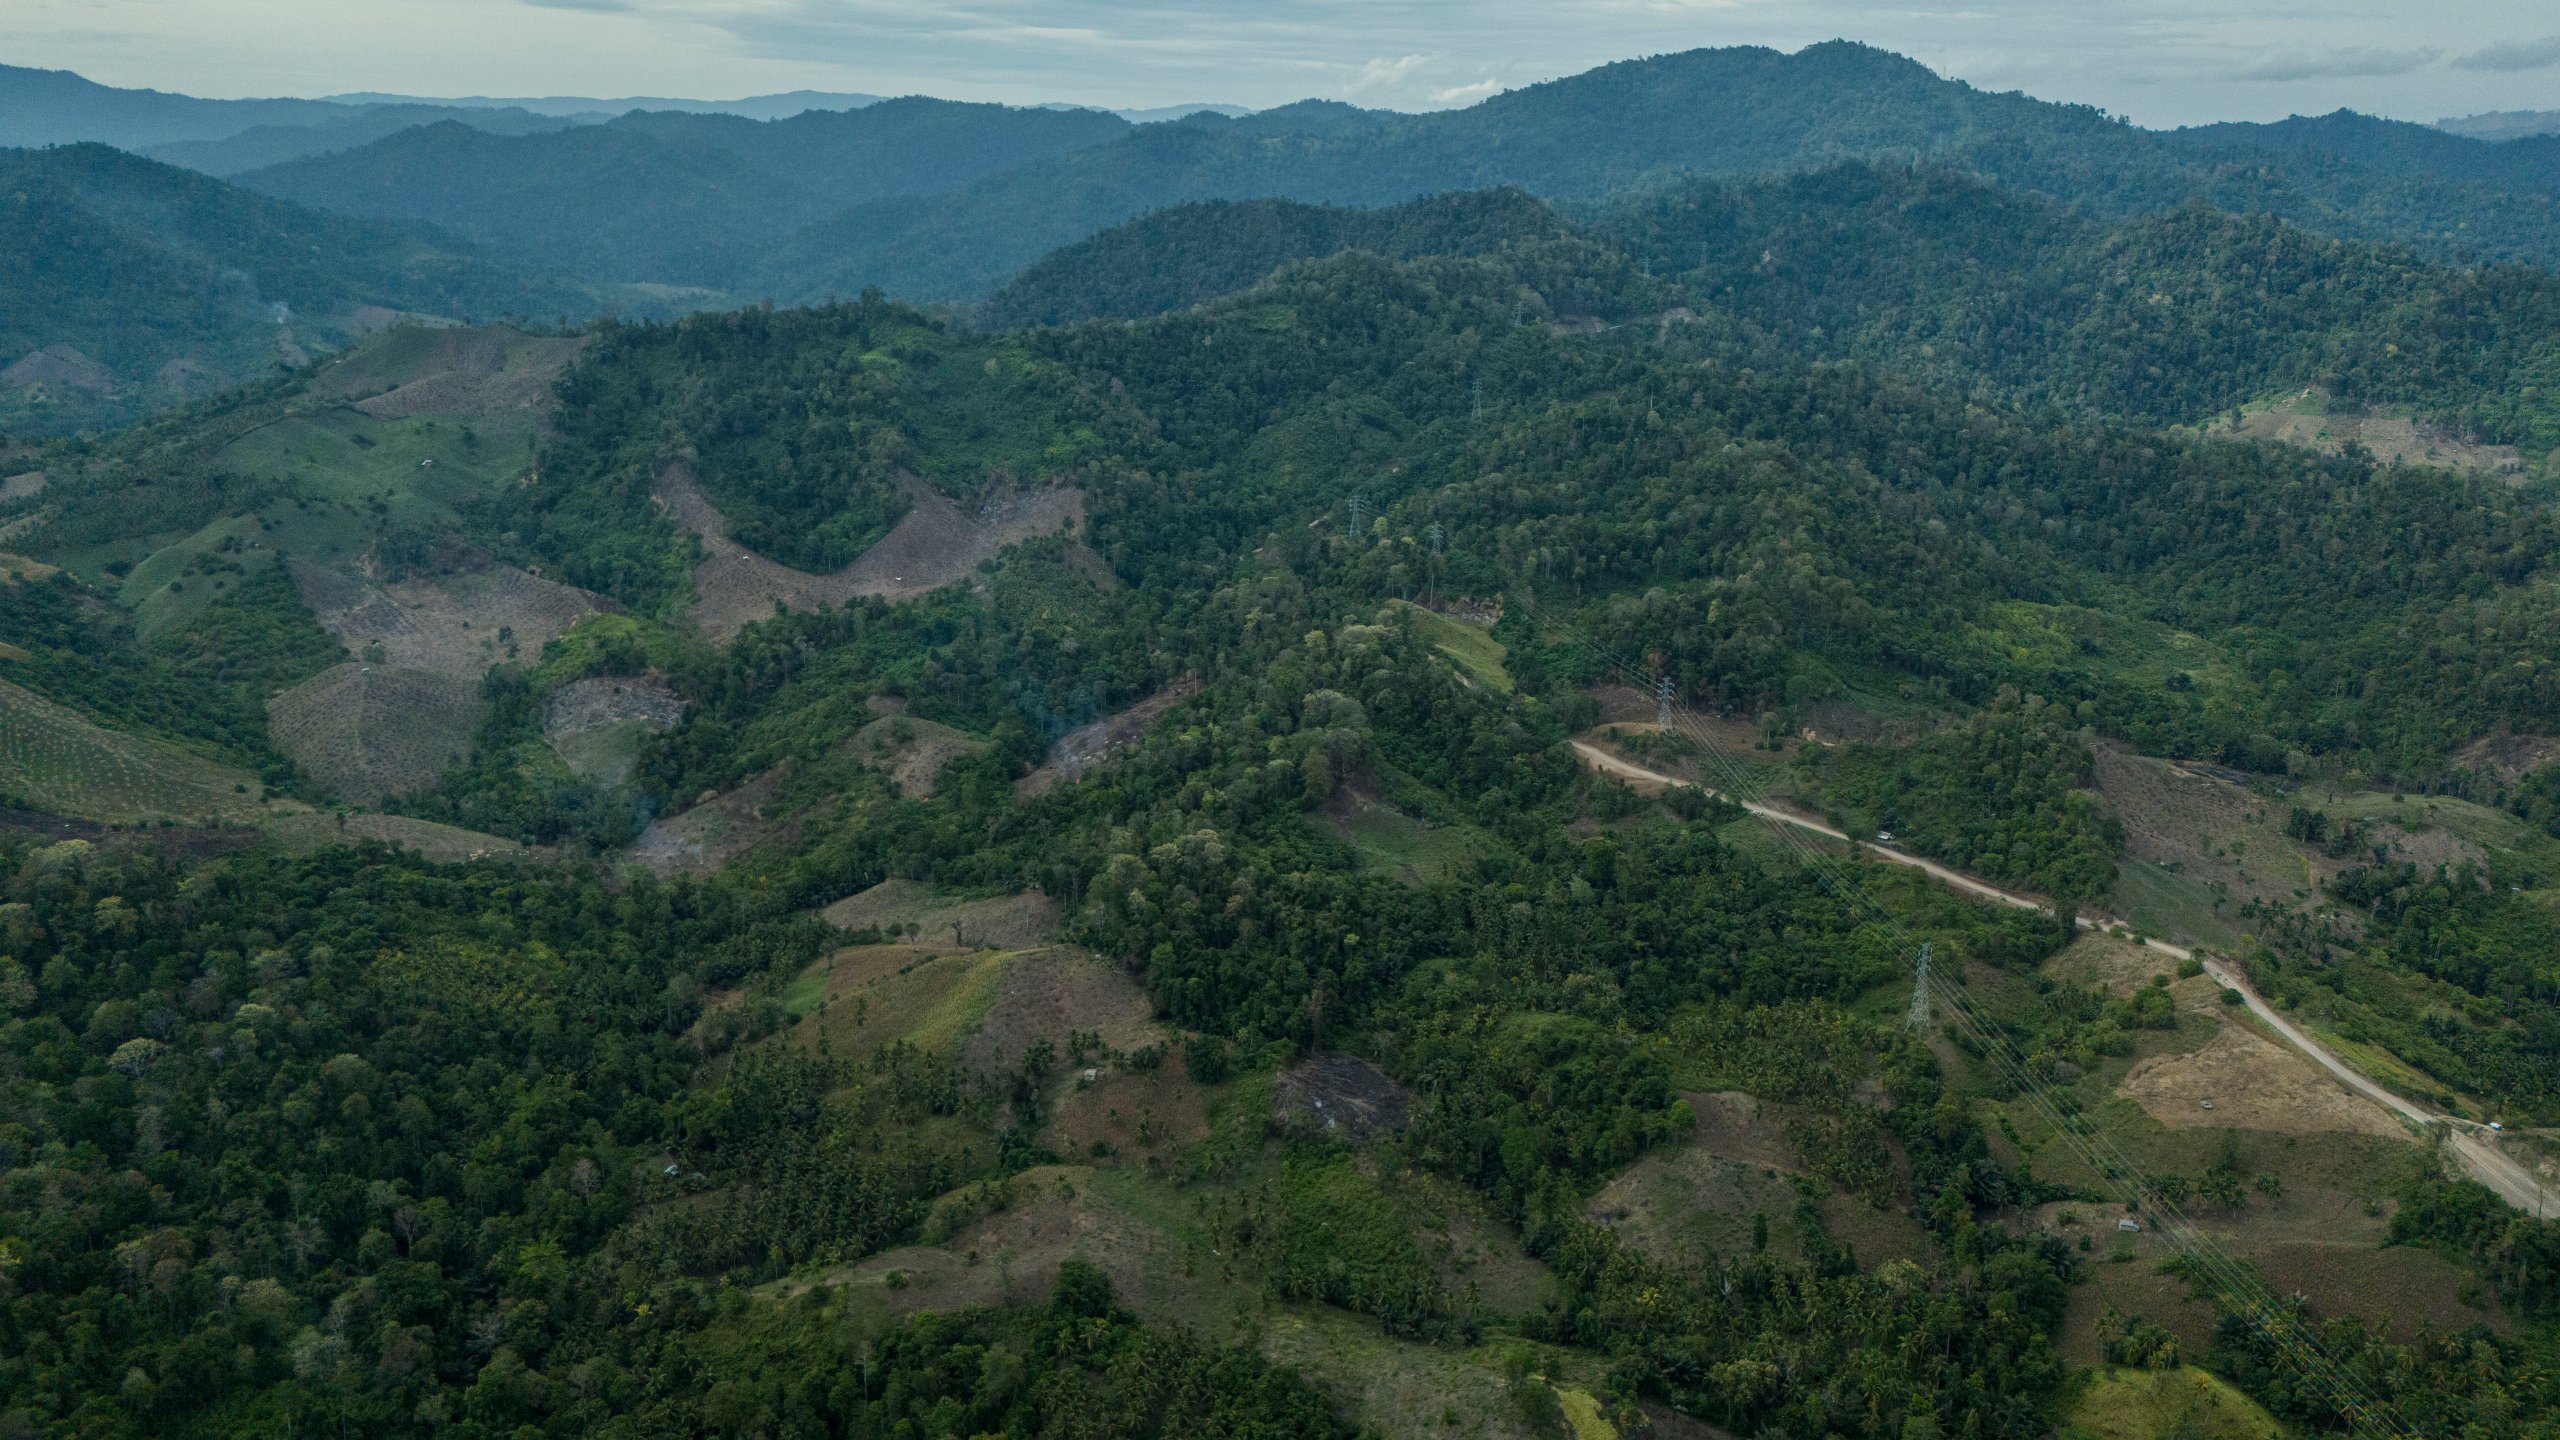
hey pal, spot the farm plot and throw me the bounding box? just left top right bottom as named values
left=821, top=878, right=1061, bottom=951
left=294, top=558, right=601, bottom=682
left=0, top=679, right=267, bottom=824
left=266, top=663, right=481, bottom=806
left=624, top=767, right=792, bottom=878
left=2203, top=387, right=2524, bottom=478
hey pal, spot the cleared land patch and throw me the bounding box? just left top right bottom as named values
left=320, top=326, right=589, bottom=419
left=293, top=558, right=600, bottom=683
left=541, top=674, right=683, bottom=785
left=820, top=879, right=1061, bottom=951
left=2120, top=1024, right=2411, bottom=1139
left=0, top=679, right=267, bottom=824
left=2061, top=1366, right=2283, bottom=1440
left=656, top=461, right=1088, bottom=643
left=839, top=715, right=987, bottom=799
left=625, top=767, right=790, bottom=878
left=1016, top=678, right=1201, bottom=797
left=2203, top=387, right=2524, bottom=477
left=266, top=663, right=481, bottom=806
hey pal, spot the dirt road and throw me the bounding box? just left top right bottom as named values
left=1572, top=735, right=2558, bottom=1217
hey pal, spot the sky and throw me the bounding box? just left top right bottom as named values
left=10, top=0, right=2560, bottom=128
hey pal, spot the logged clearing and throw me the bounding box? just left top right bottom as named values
left=541, top=675, right=683, bottom=785
left=2453, top=731, right=2560, bottom=786
left=1016, top=678, right=1201, bottom=797
left=1273, top=1054, right=1412, bottom=1140
left=839, top=715, right=987, bottom=799
left=2205, top=388, right=2524, bottom=477
left=625, top=768, right=790, bottom=878
left=656, top=462, right=1088, bottom=642
left=2062, top=1366, right=2283, bottom=1440
left=267, top=663, right=480, bottom=807
left=958, top=946, right=1161, bottom=1075
left=2122, top=1022, right=2409, bottom=1139
left=820, top=878, right=1061, bottom=951
left=1315, top=776, right=1480, bottom=883
left=0, top=679, right=267, bottom=824
left=293, top=558, right=601, bottom=683
left=314, top=324, right=589, bottom=420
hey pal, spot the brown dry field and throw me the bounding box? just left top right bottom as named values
left=624, top=767, right=792, bottom=878
left=1051, top=1065, right=1212, bottom=1166
left=2122, top=1025, right=2414, bottom=1140
left=839, top=715, right=986, bottom=799
left=820, top=878, right=1061, bottom=951
left=266, top=662, right=480, bottom=806
left=958, top=945, right=1162, bottom=1075
left=292, top=557, right=601, bottom=683
left=1016, top=678, right=1202, bottom=797
left=655, top=461, right=1088, bottom=642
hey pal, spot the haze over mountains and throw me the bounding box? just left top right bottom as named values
left=16, top=33, right=2560, bottom=1440
left=13, top=39, right=2560, bottom=436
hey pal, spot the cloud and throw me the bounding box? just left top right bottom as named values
left=518, top=0, right=636, bottom=11
left=1344, top=53, right=1434, bottom=96
left=1430, top=77, right=1503, bottom=104
left=2235, top=47, right=2439, bottom=82
left=2454, top=34, right=2560, bottom=73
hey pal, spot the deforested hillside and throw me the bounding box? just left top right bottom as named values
left=16, top=49, right=2560, bottom=1440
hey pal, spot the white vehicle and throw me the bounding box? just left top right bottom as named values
left=1876, top=830, right=1894, bottom=843
left=2490, top=1121, right=2506, bottom=1132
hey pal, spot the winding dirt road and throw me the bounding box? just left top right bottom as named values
left=1572, top=736, right=2558, bottom=1217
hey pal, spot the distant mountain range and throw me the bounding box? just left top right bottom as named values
left=0, top=64, right=1252, bottom=177
left=2440, top=110, right=2560, bottom=141
left=17, top=42, right=2560, bottom=436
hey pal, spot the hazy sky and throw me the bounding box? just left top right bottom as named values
left=11, top=0, right=2558, bottom=127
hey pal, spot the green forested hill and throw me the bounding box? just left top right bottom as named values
left=238, top=100, right=1134, bottom=286
left=15, top=120, right=2560, bottom=1440
left=0, top=144, right=591, bottom=433
left=214, top=42, right=2560, bottom=306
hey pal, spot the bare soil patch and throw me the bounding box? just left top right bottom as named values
left=655, top=461, right=1088, bottom=643
left=959, top=946, right=1162, bottom=1075
left=540, top=674, right=681, bottom=784
left=2453, top=731, right=2560, bottom=786
left=293, top=557, right=601, bottom=683
left=820, top=878, right=1061, bottom=951
left=1050, top=1066, right=1212, bottom=1167
left=624, top=768, right=791, bottom=878
left=1015, top=678, right=1201, bottom=798
left=335, top=328, right=588, bottom=419
left=840, top=715, right=987, bottom=799
left=267, top=663, right=480, bottom=806
left=2093, top=743, right=2325, bottom=918
left=3, top=344, right=113, bottom=393
left=1683, top=1090, right=1803, bottom=1171
left=0, top=471, right=43, bottom=503
left=1273, top=1054, right=1412, bottom=1141
left=2120, top=1024, right=2410, bottom=1140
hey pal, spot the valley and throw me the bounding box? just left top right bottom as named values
left=7, top=36, right=2560, bottom=1440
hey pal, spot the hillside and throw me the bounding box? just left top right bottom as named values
left=0, top=144, right=594, bottom=433
left=15, top=50, right=2560, bottom=1440
left=238, top=100, right=1133, bottom=286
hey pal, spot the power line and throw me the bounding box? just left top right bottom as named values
left=1500, top=579, right=2418, bottom=1440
